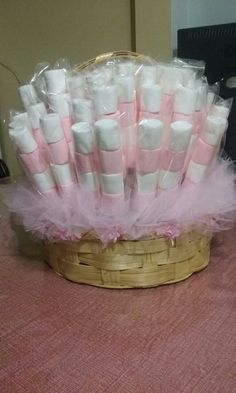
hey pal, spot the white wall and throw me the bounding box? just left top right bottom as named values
left=172, top=0, right=236, bottom=51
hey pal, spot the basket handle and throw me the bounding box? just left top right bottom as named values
left=74, top=50, right=145, bottom=71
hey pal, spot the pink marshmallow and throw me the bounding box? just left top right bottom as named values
left=119, top=102, right=136, bottom=127
left=138, top=148, right=161, bottom=173
left=99, top=111, right=121, bottom=123
left=191, top=137, right=216, bottom=165
left=138, top=111, right=161, bottom=122
left=194, top=111, right=203, bottom=134
left=101, top=193, right=124, bottom=213
left=75, top=152, right=96, bottom=173
left=32, top=128, right=46, bottom=148
left=160, top=94, right=174, bottom=116
left=161, top=149, right=186, bottom=172
left=172, top=113, right=194, bottom=124
left=19, top=148, right=48, bottom=174
left=99, top=149, right=123, bottom=174
left=48, top=138, right=69, bottom=165
left=42, top=187, right=58, bottom=198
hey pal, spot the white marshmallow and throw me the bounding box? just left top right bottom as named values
left=86, top=71, right=107, bottom=96
left=203, top=116, right=227, bottom=146
left=52, top=163, right=74, bottom=185
left=140, top=84, right=162, bottom=113
left=138, top=119, right=163, bottom=149
left=100, top=173, right=124, bottom=194
left=18, top=84, right=38, bottom=110
left=116, top=76, right=135, bottom=103
left=27, top=103, right=47, bottom=129
left=94, top=85, right=118, bottom=115
left=44, top=69, right=66, bottom=94
left=207, top=92, right=215, bottom=110
left=49, top=93, right=71, bottom=117
left=32, top=169, right=56, bottom=192
left=182, top=68, right=196, bottom=86
left=169, top=121, right=193, bottom=151
left=72, top=98, right=93, bottom=124
left=158, top=170, right=181, bottom=189
left=186, top=161, right=207, bottom=183
left=195, top=83, right=207, bottom=111
left=40, top=113, right=64, bottom=143
left=72, top=122, right=94, bottom=154
left=95, top=119, right=121, bottom=151
left=174, top=86, right=197, bottom=115
left=137, top=171, right=159, bottom=193
left=116, top=61, right=135, bottom=76
left=12, top=112, right=31, bottom=131
left=160, top=66, right=184, bottom=94
left=80, top=172, right=99, bottom=191
left=211, top=105, right=230, bottom=119
left=9, top=125, right=37, bottom=154
left=67, top=74, right=84, bottom=98
left=140, top=65, right=157, bottom=85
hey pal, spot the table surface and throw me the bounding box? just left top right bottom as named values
left=1, top=216, right=236, bottom=393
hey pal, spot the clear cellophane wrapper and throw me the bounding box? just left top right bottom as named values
left=3, top=51, right=236, bottom=244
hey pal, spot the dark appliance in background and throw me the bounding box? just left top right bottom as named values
left=0, top=144, right=10, bottom=179
left=178, top=22, right=236, bottom=161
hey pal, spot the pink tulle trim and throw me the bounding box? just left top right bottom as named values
left=2, top=159, right=236, bottom=245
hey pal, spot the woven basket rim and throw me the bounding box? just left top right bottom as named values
left=74, top=50, right=147, bottom=71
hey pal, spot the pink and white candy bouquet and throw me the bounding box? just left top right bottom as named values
left=4, top=52, right=236, bottom=244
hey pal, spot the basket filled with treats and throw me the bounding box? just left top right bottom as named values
left=3, top=51, right=236, bottom=288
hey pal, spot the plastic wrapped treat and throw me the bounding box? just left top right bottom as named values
left=3, top=51, right=236, bottom=251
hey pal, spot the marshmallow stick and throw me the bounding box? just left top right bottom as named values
left=137, top=119, right=163, bottom=174
left=18, top=84, right=38, bottom=110
left=72, top=122, right=96, bottom=177
left=184, top=116, right=227, bottom=185
left=158, top=120, right=193, bottom=190
left=27, top=103, right=47, bottom=148
left=9, top=124, right=55, bottom=194
left=173, top=86, right=198, bottom=170
left=48, top=93, right=73, bottom=157
left=44, top=69, right=66, bottom=94
left=158, top=65, right=185, bottom=147
left=117, top=75, right=137, bottom=168
left=194, top=81, right=208, bottom=134
left=95, top=119, right=123, bottom=174
left=40, top=113, right=70, bottom=165
left=95, top=119, right=124, bottom=209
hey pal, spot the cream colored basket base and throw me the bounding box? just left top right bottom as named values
left=44, top=231, right=211, bottom=289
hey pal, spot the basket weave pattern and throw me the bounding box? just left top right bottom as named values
left=44, top=232, right=211, bottom=288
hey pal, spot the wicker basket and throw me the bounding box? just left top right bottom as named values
left=43, top=51, right=211, bottom=288
left=44, top=231, right=211, bottom=289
